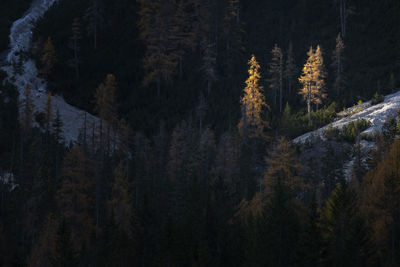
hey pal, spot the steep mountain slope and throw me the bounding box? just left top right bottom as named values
left=293, top=91, right=400, bottom=179
left=1, top=0, right=98, bottom=144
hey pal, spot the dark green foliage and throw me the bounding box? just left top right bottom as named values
left=245, top=179, right=300, bottom=267
left=371, top=91, right=385, bottom=105
left=280, top=102, right=337, bottom=138
left=320, top=185, right=371, bottom=267
left=341, top=119, right=371, bottom=143
left=323, top=124, right=340, bottom=141
left=381, top=115, right=400, bottom=140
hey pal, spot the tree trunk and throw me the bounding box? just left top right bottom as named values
left=156, top=74, right=161, bottom=98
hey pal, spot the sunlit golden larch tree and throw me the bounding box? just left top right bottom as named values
left=239, top=55, right=268, bottom=139
left=299, top=45, right=326, bottom=122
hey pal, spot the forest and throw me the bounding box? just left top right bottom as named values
left=1, top=0, right=400, bottom=266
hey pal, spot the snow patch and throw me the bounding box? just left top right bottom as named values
left=1, top=0, right=100, bottom=144
left=293, top=91, right=400, bottom=144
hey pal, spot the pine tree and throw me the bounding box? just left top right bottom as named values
left=223, top=0, right=245, bottom=85
left=53, top=109, right=64, bottom=145
left=95, top=74, right=118, bottom=153
left=52, top=218, right=78, bottom=267
left=359, top=139, right=400, bottom=265
left=238, top=55, right=268, bottom=139
left=44, top=93, right=53, bottom=135
left=196, top=92, right=207, bottom=134
left=332, top=33, right=346, bottom=96
left=20, top=84, right=35, bottom=136
left=211, top=131, right=240, bottom=196
left=28, top=213, right=58, bottom=267
left=85, top=0, right=104, bottom=50
left=285, top=42, right=296, bottom=98
left=202, top=41, right=217, bottom=95
left=251, top=176, right=301, bottom=266
left=261, top=137, right=303, bottom=202
left=56, top=146, right=94, bottom=250
left=321, top=184, right=370, bottom=266
left=137, top=0, right=178, bottom=97
left=109, top=162, right=133, bottom=236
left=171, top=0, right=196, bottom=82
left=268, top=44, right=283, bottom=112
left=69, top=18, right=82, bottom=80
left=280, top=102, right=293, bottom=135
left=299, top=46, right=327, bottom=122
left=40, top=37, right=57, bottom=77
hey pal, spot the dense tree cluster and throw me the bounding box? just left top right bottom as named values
left=1, top=0, right=400, bottom=266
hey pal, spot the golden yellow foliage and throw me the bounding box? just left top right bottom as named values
left=238, top=55, right=268, bottom=139
left=299, top=46, right=327, bottom=121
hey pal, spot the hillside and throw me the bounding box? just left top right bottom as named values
left=294, top=90, right=400, bottom=144
left=1, top=0, right=400, bottom=266
left=1, top=0, right=99, bottom=144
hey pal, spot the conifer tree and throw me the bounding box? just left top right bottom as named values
left=69, top=18, right=82, bottom=80
left=52, top=218, right=78, bottom=267
left=44, top=93, right=53, bottom=135
left=85, top=0, right=103, bottom=50
left=223, top=0, right=245, bottom=84
left=53, top=109, right=64, bottom=145
left=332, top=33, right=346, bottom=96
left=202, top=41, right=217, bottom=95
left=261, top=137, right=302, bottom=202
left=40, top=37, right=57, bottom=77
left=268, top=44, right=283, bottom=112
left=211, top=131, right=240, bottom=195
left=238, top=55, right=268, bottom=139
left=137, top=0, right=178, bottom=97
left=109, top=162, right=133, bottom=236
left=95, top=74, right=118, bottom=153
left=196, top=92, right=207, bottom=134
left=285, top=42, right=296, bottom=97
left=252, top=175, right=301, bottom=266
left=28, top=213, right=58, bottom=267
left=171, top=0, right=196, bottom=82
left=20, top=84, right=34, bottom=136
left=321, top=184, right=370, bottom=266
left=56, top=146, right=94, bottom=250
left=299, top=46, right=327, bottom=122
left=359, top=139, right=400, bottom=265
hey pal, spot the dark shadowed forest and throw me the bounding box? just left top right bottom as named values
left=1, top=0, right=400, bottom=266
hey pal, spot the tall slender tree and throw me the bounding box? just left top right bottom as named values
left=268, top=44, right=283, bottom=112
left=69, top=18, right=82, bottom=80
left=238, top=55, right=268, bottom=139
left=285, top=42, right=296, bottom=98
left=299, top=46, right=327, bottom=122
left=332, top=33, right=346, bottom=97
